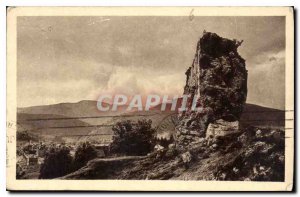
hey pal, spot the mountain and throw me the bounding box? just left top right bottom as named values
left=17, top=113, right=93, bottom=143
left=18, top=100, right=112, bottom=117
left=16, top=100, right=285, bottom=144
left=240, top=104, right=285, bottom=128
left=19, top=100, right=285, bottom=127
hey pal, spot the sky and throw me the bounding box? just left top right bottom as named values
left=17, top=16, right=285, bottom=109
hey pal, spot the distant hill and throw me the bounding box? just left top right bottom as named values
left=17, top=101, right=285, bottom=143
left=18, top=100, right=129, bottom=118
left=17, top=113, right=90, bottom=129
left=17, top=113, right=94, bottom=142
left=151, top=101, right=285, bottom=128
left=240, top=103, right=285, bottom=129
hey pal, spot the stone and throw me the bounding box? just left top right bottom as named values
left=194, top=137, right=205, bottom=144
left=178, top=135, right=185, bottom=142
left=180, top=129, right=189, bottom=135
left=176, top=32, right=247, bottom=144
left=220, top=173, right=226, bottom=180
left=168, top=143, right=175, bottom=149
left=190, top=130, right=201, bottom=136
left=185, top=135, right=193, bottom=140
left=206, top=119, right=240, bottom=138
left=259, top=166, right=265, bottom=171
left=165, top=145, right=177, bottom=158
left=181, top=151, right=192, bottom=164
left=154, top=144, right=164, bottom=152
left=279, top=155, right=285, bottom=164
left=212, top=144, right=218, bottom=149
left=237, top=133, right=247, bottom=144
left=199, top=32, right=247, bottom=120
left=233, top=167, right=239, bottom=174
left=189, top=121, right=199, bottom=129
left=256, top=129, right=262, bottom=136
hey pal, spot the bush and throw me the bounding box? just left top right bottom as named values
left=110, top=119, right=155, bottom=156
left=73, top=142, right=98, bottom=170
left=39, top=145, right=73, bottom=179
left=17, top=131, right=38, bottom=142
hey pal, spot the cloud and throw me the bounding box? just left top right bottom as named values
left=18, top=79, right=93, bottom=107
left=97, top=66, right=185, bottom=97
left=247, top=49, right=285, bottom=109
left=17, top=16, right=286, bottom=109
left=250, top=50, right=285, bottom=67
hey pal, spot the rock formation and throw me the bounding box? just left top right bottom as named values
left=61, top=127, right=285, bottom=182
left=176, top=32, right=247, bottom=147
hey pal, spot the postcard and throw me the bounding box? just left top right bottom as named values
left=6, top=6, right=294, bottom=191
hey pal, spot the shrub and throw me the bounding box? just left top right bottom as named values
left=73, top=142, right=98, bottom=170
left=39, top=145, right=72, bottom=179
left=17, top=131, right=38, bottom=142
left=110, top=119, right=155, bottom=156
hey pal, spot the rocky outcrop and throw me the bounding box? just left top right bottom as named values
left=60, top=126, right=284, bottom=181
left=176, top=32, right=247, bottom=147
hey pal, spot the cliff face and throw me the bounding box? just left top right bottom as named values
left=177, top=32, right=248, bottom=147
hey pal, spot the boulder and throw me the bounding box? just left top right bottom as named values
left=206, top=119, right=240, bottom=138
left=181, top=151, right=192, bottom=164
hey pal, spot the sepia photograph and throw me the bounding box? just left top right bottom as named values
left=6, top=7, right=294, bottom=191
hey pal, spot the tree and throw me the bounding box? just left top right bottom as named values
left=73, top=142, right=98, bottom=170
left=110, top=119, right=155, bottom=156
left=17, top=130, right=38, bottom=142
left=39, top=145, right=73, bottom=179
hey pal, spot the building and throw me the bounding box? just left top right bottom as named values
left=23, top=153, right=38, bottom=166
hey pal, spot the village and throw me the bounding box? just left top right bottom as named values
left=16, top=138, right=112, bottom=179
